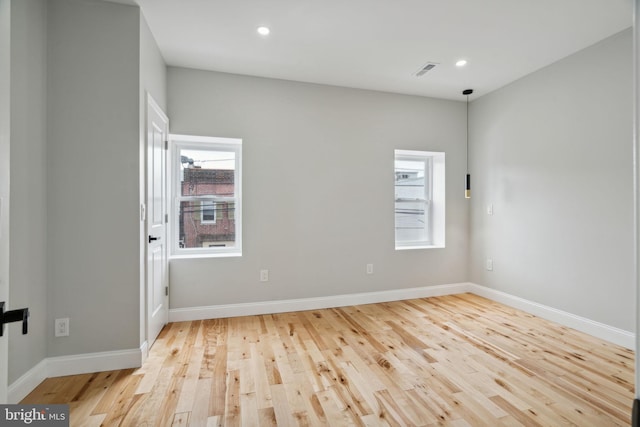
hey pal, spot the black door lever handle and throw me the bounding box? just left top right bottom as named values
left=0, top=302, right=29, bottom=336
left=148, top=235, right=160, bottom=243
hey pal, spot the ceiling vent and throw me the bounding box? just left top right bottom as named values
left=415, top=62, right=439, bottom=77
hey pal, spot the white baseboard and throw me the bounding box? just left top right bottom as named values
left=46, top=348, right=142, bottom=379
left=8, top=359, right=48, bottom=404
left=169, top=282, right=473, bottom=322
left=469, top=283, right=635, bottom=349
left=8, top=343, right=147, bottom=404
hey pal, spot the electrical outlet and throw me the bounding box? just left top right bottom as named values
left=55, top=318, right=69, bottom=337
left=486, top=258, right=493, bottom=271
left=487, top=204, right=494, bottom=215
left=260, top=269, right=269, bottom=282
left=366, top=264, right=374, bottom=275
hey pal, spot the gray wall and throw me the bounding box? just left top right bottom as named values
left=167, top=68, right=470, bottom=309
left=140, top=17, right=166, bottom=113
left=1, top=0, right=167, bottom=379
left=8, top=0, right=47, bottom=384
left=469, top=29, right=634, bottom=331
left=46, top=0, right=141, bottom=356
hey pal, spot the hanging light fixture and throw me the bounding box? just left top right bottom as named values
left=463, top=89, right=473, bottom=198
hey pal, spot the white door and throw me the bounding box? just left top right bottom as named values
left=146, top=94, right=169, bottom=347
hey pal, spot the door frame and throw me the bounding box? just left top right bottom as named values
left=0, top=0, right=11, bottom=403
left=144, top=93, right=169, bottom=352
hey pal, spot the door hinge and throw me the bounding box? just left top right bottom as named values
left=165, top=213, right=168, bottom=224
left=164, top=140, right=168, bottom=150
left=165, top=286, right=168, bottom=296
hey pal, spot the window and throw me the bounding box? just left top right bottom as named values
left=201, top=201, right=216, bottom=223
left=395, top=150, right=445, bottom=249
left=172, top=135, right=242, bottom=256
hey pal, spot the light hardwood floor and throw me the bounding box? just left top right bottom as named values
left=22, top=293, right=634, bottom=426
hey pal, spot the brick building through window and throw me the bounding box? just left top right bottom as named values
left=179, top=167, right=236, bottom=248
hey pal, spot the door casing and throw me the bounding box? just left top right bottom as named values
left=145, top=93, right=169, bottom=349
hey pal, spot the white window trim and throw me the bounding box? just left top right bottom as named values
left=394, top=149, right=445, bottom=250
left=171, top=134, right=242, bottom=258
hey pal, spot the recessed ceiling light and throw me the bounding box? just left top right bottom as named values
left=257, top=26, right=270, bottom=36
left=456, top=59, right=468, bottom=67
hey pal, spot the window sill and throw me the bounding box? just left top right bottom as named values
left=170, top=252, right=242, bottom=260
left=395, top=245, right=444, bottom=250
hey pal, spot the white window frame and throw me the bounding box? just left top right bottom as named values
left=395, top=149, right=445, bottom=250
left=171, top=134, right=242, bottom=257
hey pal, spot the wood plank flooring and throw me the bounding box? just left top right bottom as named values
left=22, top=293, right=634, bottom=426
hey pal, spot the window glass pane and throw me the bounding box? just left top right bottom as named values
left=179, top=149, right=235, bottom=197
left=178, top=200, right=236, bottom=249
left=228, top=201, right=235, bottom=221
left=395, top=156, right=428, bottom=245
left=395, top=200, right=428, bottom=241
left=395, top=159, right=426, bottom=198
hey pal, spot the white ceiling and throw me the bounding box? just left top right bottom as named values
left=132, top=0, right=632, bottom=101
